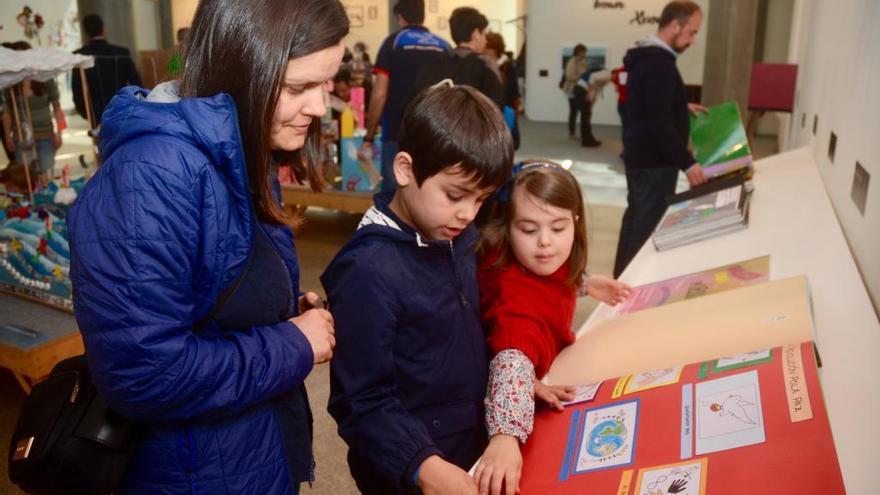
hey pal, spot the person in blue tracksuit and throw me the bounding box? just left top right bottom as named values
left=67, top=1, right=348, bottom=493
left=322, top=84, right=513, bottom=494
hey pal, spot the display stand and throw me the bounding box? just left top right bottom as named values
left=280, top=185, right=373, bottom=215
left=579, top=147, right=880, bottom=493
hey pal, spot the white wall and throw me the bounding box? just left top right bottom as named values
left=525, top=0, right=709, bottom=125
left=787, top=0, right=880, bottom=312
left=169, top=0, right=522, bottom=71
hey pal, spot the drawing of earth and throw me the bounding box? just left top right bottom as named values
left=587, top=419, right=627, bottom=457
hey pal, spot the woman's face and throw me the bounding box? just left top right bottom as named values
left=270, top=40, right=345, bottom=151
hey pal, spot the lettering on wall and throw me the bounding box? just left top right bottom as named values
left=630, top=10, right=661, bottom=25
left=594, top=0, right=625, bottom=9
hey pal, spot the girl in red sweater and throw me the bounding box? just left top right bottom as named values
left=473, top=161, right=631, bottom=495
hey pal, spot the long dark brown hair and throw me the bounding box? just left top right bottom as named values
left=479, top=161, right=588, bottom=286
left=180, top=0, right=349, bottom=225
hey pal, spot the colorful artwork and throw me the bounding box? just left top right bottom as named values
left=561, top=382, right=601, bottom=406
left=623, top=367, right=682, bottom=394
left=634, top=458, right=708, bottom=495
left=612, top=256, right=769, bottom=316
left=340, top=137, right=382, bottom=191
left=573, top=400, right=639, bottom=474
left=695, top=370, right=765, bottom=455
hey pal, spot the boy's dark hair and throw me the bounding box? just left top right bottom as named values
left=82, top=14, right=104, bottom=38
left=659, top=0, right=701, bottom=28
left=393, top=0, right=425, bottom=25
left=398, top=84, right=512, bottom=191
left=479, top=161, right=588, bottom=286
left=573, top=44, right=587, bottom=56
left=449, top=7, right=488, bottom=45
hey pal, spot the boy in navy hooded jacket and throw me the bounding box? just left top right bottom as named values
left=323, top=83, right=513, bottom=494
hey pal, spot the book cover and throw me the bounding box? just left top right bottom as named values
left=690, top=101, right=753, bottom=178
left=611, top=255, right=770, bottom=316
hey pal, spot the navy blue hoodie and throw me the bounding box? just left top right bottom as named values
left=322, top=192, right=488, bottom=492
left=622, top=43, right=696, bottom=171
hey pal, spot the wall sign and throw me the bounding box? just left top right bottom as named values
left=630, top=10, right=661, bottom=25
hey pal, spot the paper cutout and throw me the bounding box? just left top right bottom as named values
left=634, top=458, right=708, bottom=495
left=611, top=377, right=629, bottom=398
left=623, top=367, right=683, bottom=394
left=713, top=348, right=773, bottom=372
left=573, top=400, right=639, bottom=474
left=696, top=370, right=765, bottom=454
left=561, top=382, right=602, bottom=406
left=617, top=469, right=634, bottom=495
left=782, top=344, right=814, bottom=422
left=681, top=383, right=694, bottom=459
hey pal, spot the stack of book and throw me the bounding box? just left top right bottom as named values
left=653, top=183, right=750, bottom=251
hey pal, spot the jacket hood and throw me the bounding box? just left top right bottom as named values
left=97, top=83, right=252, bottom=224
left=338, top=190, right=480, bottom=257
left=623, top=44, right=676, bottom=72
left=98, top=84, right=249, bottom=198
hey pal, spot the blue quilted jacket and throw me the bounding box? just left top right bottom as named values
left=68, top=85, right=315, bottom=494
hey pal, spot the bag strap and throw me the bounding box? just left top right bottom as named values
left=192, top=249, right=254, bottom=333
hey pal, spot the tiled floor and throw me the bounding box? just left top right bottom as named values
left=0, top=114, right=777, bottom=494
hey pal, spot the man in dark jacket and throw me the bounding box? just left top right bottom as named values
left=71, top=14, right=141, bottom=127
left=613, top=0, right=707, bottom=277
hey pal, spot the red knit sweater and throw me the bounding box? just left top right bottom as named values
left=478, top=251, right=577, bottom=379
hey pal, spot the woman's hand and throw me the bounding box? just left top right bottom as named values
left=534, top=380, right=575, bottom=411
left=585, top=274, right=632, bottom=306
left=418, top=455, right=478, bottom=495
left=290, top=308, right=335, bottom=364
left=53, top=133, right=63, bottom=151
left=298, top=291, right=326, bottom=313
left=474, top=435, right=522, bottom=495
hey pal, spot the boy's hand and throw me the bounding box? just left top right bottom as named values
left=585, top=274, right=632, bottom=306
left=418, top=455, right=478, bottom=495
left=474, top=435, right=522, bottom=495
left=290, top=308, right=335, bottom=364
left=534, top=380, right=576, bottom=411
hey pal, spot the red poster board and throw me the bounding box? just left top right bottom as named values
left=519, top=342, right=845, bottom=494
left=748, top=63, right=798, bottom=112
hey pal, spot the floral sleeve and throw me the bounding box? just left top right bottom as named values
left=484, top=349, right=536, bottom=444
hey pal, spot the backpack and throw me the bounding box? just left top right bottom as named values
left=413, top=51, right=504, bottom=107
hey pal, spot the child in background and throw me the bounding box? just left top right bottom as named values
left=474, top=161, right=632, bottom=495
left=323, top=83, right=513, bottom=495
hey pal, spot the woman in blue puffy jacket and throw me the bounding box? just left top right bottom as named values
left=67, top=1, right=348, bottom=493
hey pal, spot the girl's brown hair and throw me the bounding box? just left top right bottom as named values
left=479, top=160, right=588, bottom=286
left=181, top=0, right=349, bottom=225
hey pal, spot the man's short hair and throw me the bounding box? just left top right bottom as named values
left=659, top=1, right=701, bottom=28
left=398, top=84, right=512, bottom=190
left=393, top=0, right=425, bottom=25
left=82, top=14, right=104, bottom=38
left=449, top=7, right=488, bottom=45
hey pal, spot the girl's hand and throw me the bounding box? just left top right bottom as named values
left=298, top=291, right=326, bottom=314
left=53, top=133, right=62, bottom=151
left=474, top=435, right=522, bottom=495
left=586, top=274, right=632, bottom=306
left=534, top=380, right=575, bottom=411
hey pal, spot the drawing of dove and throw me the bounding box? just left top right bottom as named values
left=709, top=395, right=757, bottom=425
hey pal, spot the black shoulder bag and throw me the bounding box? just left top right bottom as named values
left=8, top=256, right=251, bottom=494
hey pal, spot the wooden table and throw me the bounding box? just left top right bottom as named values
left=0, top=294, right=83, bottom=393
left=280, top=186, right=373, bottom=215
